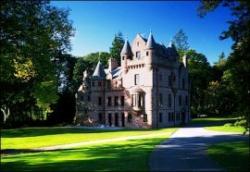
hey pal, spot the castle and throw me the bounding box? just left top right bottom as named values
left=75, top=32, right=190, bottom=128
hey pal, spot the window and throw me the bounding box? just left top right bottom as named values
left=114, top=96, right=118, bottom=106
left=143, top=114, right=147, bottom=122
left=98, top=81, right=102, bottom=87
left=176, top=112, right=180, bottom=121
left=98, top=113, right=103, bottom=123
left=134, top=74, right=140, bottom=85
left=168, top=112, right=174, bottom=122
left=128, top=114, right=132, bottom=123
left=88, top=95, right=91, bottom=102
left=159, top=74, right=162, bottom=81
left=138, top=94, right=144, bottom=107
left=168, top=75, right=172, bottom=86
left=159, top=93, right=163, bottom=106
left=168, top=94, right=172, bottom=107
left=136, top=51, right=141, bottom=59
left=122, top=56, right=125, bottom=60
left=108, top=97, right=112, bottom=106
left=179, top=95, right=182, bottom=106
left=107, top=80, right=111, bottom=89
left=92, top=81, right=95, bottom=87
left=182, top=78, right=185, bottom=89
left=121, top=96, right=124, bottom=106
left=146, top=51, right=149, bottom=56
left=159, top=113, right=162, bottom=122
left=80, top=95, right=84, bottom=101
left=185, top=95, right=188, bottom=105
left=137, top=42, right=139, bottom=46
left=98, top=97, right=102, bottom=106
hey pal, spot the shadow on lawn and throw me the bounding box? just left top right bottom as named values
left=1, top=138, right=164, bottom=172
left=1, top=134, right=249, bottom=172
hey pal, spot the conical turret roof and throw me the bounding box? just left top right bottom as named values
left=121, top=39, right=132, bottom=56
left=146, top=31, right=156, bottom=49
left=92, top=61, right=106, bottom=79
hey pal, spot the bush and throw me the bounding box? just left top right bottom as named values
left=234, top=119, right=247, bottom=127
left=224, top=123, right=233, bottom=127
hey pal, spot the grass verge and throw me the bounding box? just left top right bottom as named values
left=1, top=128, right=176, bottom=172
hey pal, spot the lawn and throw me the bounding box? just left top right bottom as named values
left=207, top=141, right=250, bottom=171
left=1, top=127, right=175, bottom=149
left=1, top=127, right=176, bottom=171
left=190, top=117, right=246, bottom=134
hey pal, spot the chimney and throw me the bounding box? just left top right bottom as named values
left=108, top=58, right=118, bottom=72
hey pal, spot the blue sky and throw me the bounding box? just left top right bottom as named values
left=52, top=1, right=234, bottom=64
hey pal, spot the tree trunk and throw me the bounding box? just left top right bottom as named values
left=1, top=105, right=10, bottom=123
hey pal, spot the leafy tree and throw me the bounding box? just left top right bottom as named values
left=109, top=32, right=124, bottom=65
left=186, top=49, right=211, bottom=116
left=0, top=1, right=74, bottom=124
left=172, top=29, right=190, bottom=57
left=198, top=0, right=250, bottom=130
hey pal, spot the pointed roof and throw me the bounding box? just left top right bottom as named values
left=92, top=61, right=106, bottom=79
left=146, top=31, right=156, bottom=49
left=121, top=39, right=132, bottom=56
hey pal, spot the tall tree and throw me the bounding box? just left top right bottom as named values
left=186, top=49, right=211, bottom=116
left=198, top=0, right=250, bottom=130
left=172, top=29, right=190, bottom=57
left=109, top=32, right=124, bottom=65
left=0, top=1, right=74, bottom=124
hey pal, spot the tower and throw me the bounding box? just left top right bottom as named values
left=120, top=39, right=132, bottom=73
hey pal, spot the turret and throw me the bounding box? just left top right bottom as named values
left=145, top=31, right=156, bottom=67
left=92, top=60, right=106, bottom=80
left=120, top=39, right=132, bottom=73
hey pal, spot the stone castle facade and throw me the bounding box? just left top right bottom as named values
left=75, top=32, right=190, bottom=128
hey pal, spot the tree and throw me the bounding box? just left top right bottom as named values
left=172, top=29, right=190, bottom=57
left=198, top=0, right=250, bottom=130
left=186, top=49, right=211, bottom=116
left=0, top=1, right=74, bottom=124
left=109, top=32, right=124, bottom=65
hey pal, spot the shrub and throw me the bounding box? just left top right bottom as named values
left=224, top=123, right=233, bottom=127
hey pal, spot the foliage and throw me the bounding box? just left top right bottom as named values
left=186, top=49, right=211, bottom=115
left=172, top=29, right=189, bottom=57
left=0, top=1, right=74, bottom=124
left=109, top=32, right=124, bottom=65
left=198, top=0, right=250, bottom=129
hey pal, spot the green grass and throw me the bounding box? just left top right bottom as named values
left=206, top=125, right=245, bottom=133
left=190, top=117, right=245, bottom=134
left=207, top=141, right=250, bottom=171
left=1, top=128, right=176, bottom=172
left=1, top=127, right=175, bottom=149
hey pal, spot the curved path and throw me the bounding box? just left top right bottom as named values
left=149, top=127, right=248, bottom=171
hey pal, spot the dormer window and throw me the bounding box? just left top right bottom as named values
left=136, top=51, right=141, bottom=59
